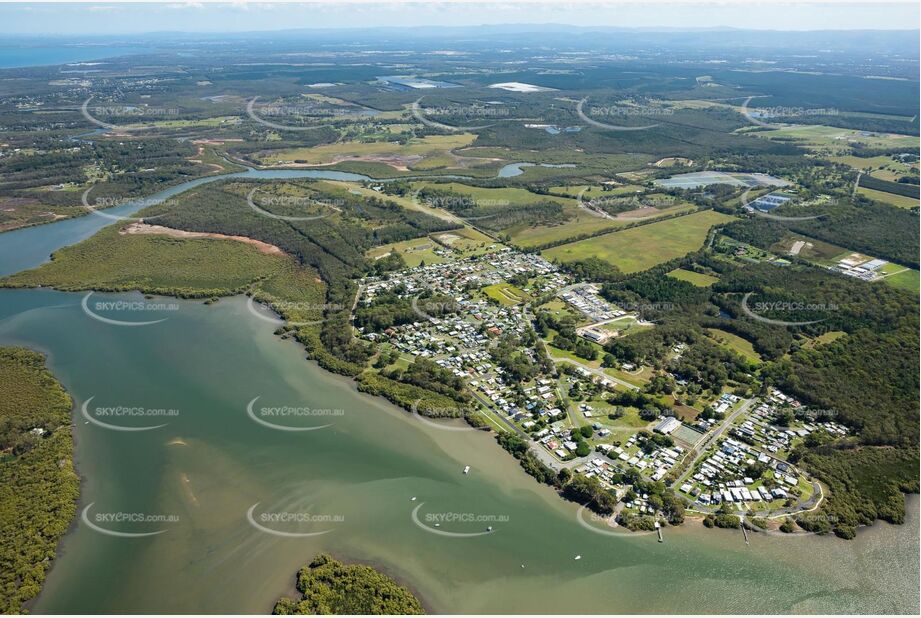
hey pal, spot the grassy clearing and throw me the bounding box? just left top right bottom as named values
left=770, top=233, right=852, bottom=264
left=506, top=214, right=623, bottom=248
left=319, top=181, right=461, bottom=223
left=547, top=184, right=645, bottom=198
left=751, top=124, right=918, bottom=155
left=803, top=331, right=847, bottom=349
left=667, top=268, right=719, bottom=286
left=482, top=283, right=531, bottom=306
left=829, top=154, right=919, bottom=182
left=367, top=236, right=446, bottom=267
left=706, top=328, right=762, bottom=364
left=412, top=182, right=574, bottom=207
left=257, top=134, right=477, bottom=168
left=543, top=210, right=734, bottom=273
left=509, top=203, right=696, bottom=249
left=882, top=267, right=920, bottom=293
left=367, top=227, right=499, bottom=267
left=600, top=316, right=653, bottom=336
left=605, top=365, right=654, bottom=387
left=857, top=186, right=919, bottom=209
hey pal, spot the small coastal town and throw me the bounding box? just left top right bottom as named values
left=357, top=240, right=842, bottom=530
left=1, top=3, right=917, bottom=614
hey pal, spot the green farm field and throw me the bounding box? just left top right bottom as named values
left=543, top=210, right=735, bottom=273
left=857, top=186, right=919, bottom=209
left=750, top=124, right=919, bottom=154
left=256, top=134, right=478, bottom=168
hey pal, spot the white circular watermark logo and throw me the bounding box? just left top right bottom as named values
left=81, top=95, right=180, bottom=132
left=575, top=97, right=668, bottom=132
left=740, top=96, right=839, bottom=128
left=245, top=187, right=342, bottom=222
left=80, top=185, right=172, bottom=223
left=245, top=503, right=341, bottom=538
left=409, top=398, right=477, bottom=432
left=80, top=396, right=176, bottom=432
left=246, top=296, right=342, bottom=328
left=81, top=291, right=177, bottom=327
left=246, top=97, right=332, bottom=131
left=411, top=97, right=499, bottom=132
left=410, top=502, right=505, bottom=538
left=740, top=291, right=831, bottom=327
left=246, top=396, right=341, bottom=432
left=81, top=503, right=177, bottom=538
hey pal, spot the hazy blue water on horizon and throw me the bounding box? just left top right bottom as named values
left=0, top=44, right=153, bottom=68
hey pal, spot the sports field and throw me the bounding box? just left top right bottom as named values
left=543, top=210, right=734, bottom=273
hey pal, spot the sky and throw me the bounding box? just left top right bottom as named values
left=0, top=1, right=918, bottom=35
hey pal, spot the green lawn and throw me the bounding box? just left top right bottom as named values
left=705, top=328, right=762, bottom=364
left=482, top=283, right=531, bottom=306
left=543, top=210, right=734, bottom=273
left=882, top=268, right=920, bottom=293
left=367, top=236, right=446, bottom=267
left=667, top=268, right=719, bottom=287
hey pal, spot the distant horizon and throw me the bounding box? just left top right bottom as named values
left=3, top=23, right=921, bottom=39
left=1, top=2, right=918, bottom=35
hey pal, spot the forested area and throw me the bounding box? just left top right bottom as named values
left=581, top=222, right=919, bottom=534
left=858, top=174, right=920, bottom=199
left=415, top=186, right=569, bottom=232
left=144, top=179, right=460, bottom=375
left=722, top=201, right=920, bottom=268
left=0, top=348, right=79, bottom=613
left=273, top=554, right=424, bottom=615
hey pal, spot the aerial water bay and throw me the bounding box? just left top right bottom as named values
left=0, top=289, right=917, bottom=614
left=0, top=175, right=917, bottom=615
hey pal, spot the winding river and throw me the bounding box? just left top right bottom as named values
left=0, top=169, right=918, bottom=614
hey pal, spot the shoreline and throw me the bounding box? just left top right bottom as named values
left=5, top=285, right=915, bottom=547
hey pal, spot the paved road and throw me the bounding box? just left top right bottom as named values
left=674, top=397, right=755, bottom=487
left=469, top=390, right=527, bottom=438
left=549, top=354, right=640, bottom=392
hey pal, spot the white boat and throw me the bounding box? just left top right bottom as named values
left=574, top=555, right=582, bottom=560
left=463, top=465, right=470, bottom=474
